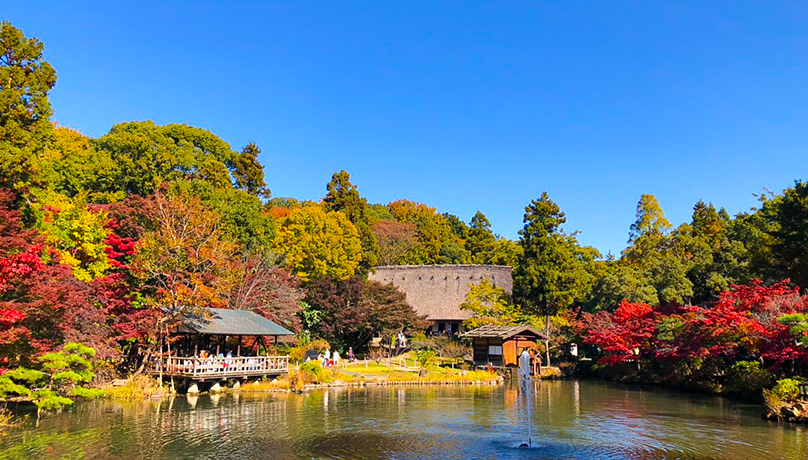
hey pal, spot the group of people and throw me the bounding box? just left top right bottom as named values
left=197, top=349, right=233, bottom=359
left=307, top=346, right=357, bottom=367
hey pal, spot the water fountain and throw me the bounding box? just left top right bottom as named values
left=518, top=348, right=532, bottom=449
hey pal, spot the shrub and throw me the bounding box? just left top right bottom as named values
left=763, top=377, right=805, bottom=419
left=771, top=378, right=804, bottom=401
left=724, top=361, right=774, bottom=397
left=416, top=349, right=436, bottom=368
left=298, top=361, right=331, bottom=383
left=410, top=336, right=471, bottom=359
left=289, top=339, right=331, bottom=363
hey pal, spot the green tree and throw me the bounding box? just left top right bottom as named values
left=171, top=179, right=276, bottom=253
left=274, top=205, right=363, bottom=281
left=93, top=121, right=238, bottom=196
left=587, top=262, right=658, bottom=310
left=233, top=142, right=270, bottom=197
left=460, top=279, right=520, bottom=329
left=764, top=181, right=808, bottom=289
left=466, top=211, right=497, bottom=264
left=323, top=170, right=379, bottom=270
left=513, top=192, right=596, bottom=364
left=443, top=212, right=469, bottom=240
left=0, top=21, right=57, bottom=192
left=37, top=126, right=121, bottom=202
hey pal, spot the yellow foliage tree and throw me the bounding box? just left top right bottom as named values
left=36, top=193, right=112, bottom=282
left=274, top=205, right=362, bottom=281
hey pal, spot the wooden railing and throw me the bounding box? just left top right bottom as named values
left=154, top=355, right=290, bottom=379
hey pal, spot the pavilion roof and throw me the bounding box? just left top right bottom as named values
left=175, top=307, right=294, bottom=336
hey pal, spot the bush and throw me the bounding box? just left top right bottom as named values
left=771, top=378, right=804, bottom=401
left=416, top=349, right=436, bottom=368
left=410, top=336, right=471, bottom=359
left=724, top=361, right=774, bottom=397
left=763, top=377, right=806, bottom=419
left=298, top=361, right=330, bottom=383
left=289, top=339, right=331, bottom=363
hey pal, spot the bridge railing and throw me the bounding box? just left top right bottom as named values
left=154, top=355, right=290, bottom=378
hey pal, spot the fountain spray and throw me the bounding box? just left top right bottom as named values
left=518, top=349, right=532, bottom=448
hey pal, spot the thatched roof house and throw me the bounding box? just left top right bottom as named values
left=368, top=264, right=513, bottom=335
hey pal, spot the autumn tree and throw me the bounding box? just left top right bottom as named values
left=225, top=255, right=303, bottom=333
left=387, top=199, right=467, bottom=264
left=0, top=188, right=94, bottom=367
left=132, top=191, right=238, bottom=342
left=372, top=219, right=417, bottom=265
left=0, top=22, right=57, bottom=192
left=273, top=205, right=363, bottom=281
left=304, top=277, right=425, bottom=349
left=578, top=301, right=656, bottom=366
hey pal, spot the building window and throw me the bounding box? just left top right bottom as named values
left=488, top=345, right=502, bottom=356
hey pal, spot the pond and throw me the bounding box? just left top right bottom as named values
left=1, top=380, right=806, bottom=459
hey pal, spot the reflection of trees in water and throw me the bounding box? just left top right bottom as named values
left=3, top=384, right=808, bottom=460
left=1, top=429, right=100, bottom=460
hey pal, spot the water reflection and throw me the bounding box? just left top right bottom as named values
left=1, top=382, right=806, bottom=460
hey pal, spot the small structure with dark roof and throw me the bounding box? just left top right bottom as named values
left=153, top=307, right=293, bottom=383
left=176, top=307, right=294, bottom=337
left=460, top=325, right=546, bottom=367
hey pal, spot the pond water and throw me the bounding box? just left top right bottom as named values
left=2, top=380, right=806, bottom=460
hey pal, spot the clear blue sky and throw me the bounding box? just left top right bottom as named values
left=5, top=1, right=808, bottom=255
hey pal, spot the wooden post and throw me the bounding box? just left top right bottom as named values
left=237, top=335, right=242, bottom=356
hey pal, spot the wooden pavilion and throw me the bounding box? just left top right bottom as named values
left=153, top=307, right=294, bottom=382
left=460, top=325, right=546, bottom=367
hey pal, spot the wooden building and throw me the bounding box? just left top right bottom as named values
left=153, top=307, right=294, bottom=382
left=460, top=325, right=546, bottom=367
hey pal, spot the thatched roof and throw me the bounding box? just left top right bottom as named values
left=175, top=307, right=294, bottom=336
left=459, top=324, right=547, bottom=340
left=368, top=265, right=513, bottom=321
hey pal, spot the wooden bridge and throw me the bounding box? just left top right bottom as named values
left=153, top=355, right=290, bottom=381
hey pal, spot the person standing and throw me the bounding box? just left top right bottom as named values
left=323, top=348, right=331, bottom=367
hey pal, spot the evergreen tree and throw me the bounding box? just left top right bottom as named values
left=765, top=181, right=808, bottom=289
left=322, top=170, right=379, bottom=270
left=466, top=211, right=498, bottom=264
left=513, top=192, right=596, bottom=365
left=0, top=21, right=57, bottom=192
left=233, top=142, right=270, bottom=198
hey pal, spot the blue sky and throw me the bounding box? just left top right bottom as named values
left=5, top=1, right=808, bottom=255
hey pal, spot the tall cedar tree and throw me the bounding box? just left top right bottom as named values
left=233, top=142, right=270, bottom=198
left=0, top=22, right=57, bottom=192
left=766, top=181, right=808, bottom=290
left=322, top=171, right=379, bottom=270
left=513, top=192, right=595, bottom=365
